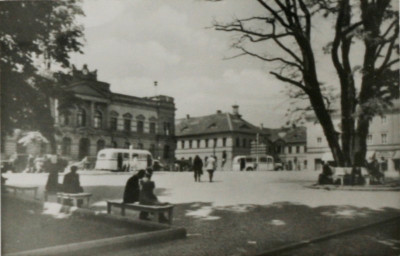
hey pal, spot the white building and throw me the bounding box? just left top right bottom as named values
left=306, top=99, right=400, bottom=172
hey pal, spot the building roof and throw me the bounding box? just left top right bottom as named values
left=261, top=126, right=306, bottom=144
left=175, top=112, right=260, bottom=137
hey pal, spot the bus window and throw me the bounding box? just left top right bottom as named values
left=99, top=153, right=106, bottom=158
left=259, top=157, right=267, bottom=163
left=132, top=153, right=139, bottom=158
left=123, top=153, right=129, bottom=159
left=246, top=157, right=254, bottom=163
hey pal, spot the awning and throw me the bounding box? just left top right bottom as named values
left=366, top=151, right=376, bottom=160
left=376, top=151, right=394, bottom=159
left=393, top=150, right=400, bottom=159
left=322, top=152, right=334, bottom=162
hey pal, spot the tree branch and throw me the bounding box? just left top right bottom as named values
left=238, top=46, right=303, bottom=70
left=270, top=71, right=308, bottom=91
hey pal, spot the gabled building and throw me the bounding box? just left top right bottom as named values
left=175, top=106, right=261, bottom=171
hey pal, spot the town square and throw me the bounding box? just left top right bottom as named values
left=1, top=0, right=400, bottom=255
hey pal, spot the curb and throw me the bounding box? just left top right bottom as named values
left=3, top=195, right=187, bottom=255
left=4, top=227, right=187, bottom=256
left=305, top=184, right=400, bottom=191
left=3, top=194, right=173, bottom=230
left=255, top=215, right=400, bottom=256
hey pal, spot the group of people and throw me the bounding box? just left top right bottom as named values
left=46, top=165, right=83, bottom=193
left=123, top=168, right=169, bottom=222
left=192, top=155, right=217, bottom=183
left=318, top=157, right=386, bottom=186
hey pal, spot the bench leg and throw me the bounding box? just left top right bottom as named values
left=168, top=208, right=173, bottom=225
left=121, top=206, right=125, bottom=216
left=107, top=203, right=112, bottom=214
left=34, top=188, right=37, bottom=200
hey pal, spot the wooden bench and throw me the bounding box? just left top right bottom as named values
left=107, top=200, right=174, bottom=225
left=6, top=185, right=38, bottom=199
left=57, top=193, right=92, bottom=207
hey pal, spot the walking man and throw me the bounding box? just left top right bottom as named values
left=193, top=155, right=203, bottom=182
left=206, top=155, right=216, bottom=182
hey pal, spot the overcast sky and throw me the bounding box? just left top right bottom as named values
left=69, top=0, right=391, bottom=128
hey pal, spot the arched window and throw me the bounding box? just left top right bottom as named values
left=62, top=137, right=72, bottom=155
left=110, top=111, right=119, bottom=131
left=137, top=121, right=144, bottom=133
left=59, top=111, right=71, bottom=126
left=94, top=111, right=102, bottom=128
left=77, top=108, right=86, bottom=127
left=97, top=139, right=105, bottom=153
left=123, top=113, right=132, bottom=132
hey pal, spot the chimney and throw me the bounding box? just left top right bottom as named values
left=216, top=110, right=222, bottom=114
left=186, top=114, right=190, bottom=119
left=232, top=105, right=240, bottom=117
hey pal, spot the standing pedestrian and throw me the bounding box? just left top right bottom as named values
left=206, top=155, right=216, bottom=182
left=193, top=155, right=203, bottom=182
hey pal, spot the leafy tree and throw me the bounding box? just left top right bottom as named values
left=213, top=0, right=399, bottom=167
left=0, top=0, right=85, bottom=153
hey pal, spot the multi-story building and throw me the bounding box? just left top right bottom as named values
left=175, top=106, right=260, bottom=171
left=3, top=65, right=176, bottom=164
left=306, top=99, right=400, bottom=172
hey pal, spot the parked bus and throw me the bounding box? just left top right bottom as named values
left=232, top=155, right=276, bottom=171
left=95, top=148, right=153, bottom=172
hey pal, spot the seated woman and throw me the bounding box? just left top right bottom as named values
left=139, top=169, right=169, bottom=223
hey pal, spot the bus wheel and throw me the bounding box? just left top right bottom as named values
left=246, top=167, right=253, bottom=171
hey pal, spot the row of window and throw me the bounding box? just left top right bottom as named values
left=276, top=145, right=307, bottom=154
left=180, top=137, right=253, bottom=149
left=180, top=138, right=225, bottom=149
left=59, top=111, right=171, bottom=135
left=316, top=133, right=389, bottom=145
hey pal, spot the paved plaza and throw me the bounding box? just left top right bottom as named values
left=3, top=171, right=400, bottom=255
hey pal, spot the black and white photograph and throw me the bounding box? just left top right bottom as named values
left=1, top=0, right=399, bottom=255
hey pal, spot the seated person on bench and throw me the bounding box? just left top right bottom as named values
left=123, top=169, right=147, bottom=219
left=62, top=165, right=84, bottom=206
left=139, top=169, right=169, bottom=223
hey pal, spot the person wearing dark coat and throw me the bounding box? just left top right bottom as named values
left=62, top=166, right=84, bottom=206
left=123, top=169, right=146, bottom=203
left=139, top=169, right=169, bottom=223
left=46, top=168, right=60, bottom=193
left=63, top=166, right=83, bottom=193
left=193, top=155, right=203, bottom=182
left=318, top=163, right=334, bottom=185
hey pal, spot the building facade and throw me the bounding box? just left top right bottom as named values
left=253, top=126, right=307, bottom=170
left=175, top=106, right=261, bottom=171
left=3, top=65, right=176, bottom=164
left=306, top=99, right=400, bottom=172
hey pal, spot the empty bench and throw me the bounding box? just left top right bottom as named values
left=57, top=192, right=92, bottom=207
left=6, top=185, right=38, bottom=199
left=107, top=200, right=174, bottom=225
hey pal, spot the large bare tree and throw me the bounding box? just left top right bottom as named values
left=213, top=0, right=399, bottom=167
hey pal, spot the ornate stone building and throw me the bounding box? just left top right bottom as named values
left=4, top=65, right=176, bottom=164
